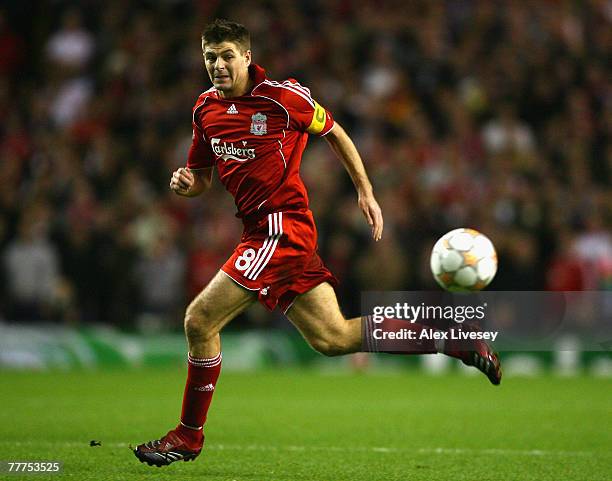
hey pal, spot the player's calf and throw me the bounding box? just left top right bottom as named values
left=301, top=318, right=361, bottom=357
left=309, top=336, right=352, bottom=357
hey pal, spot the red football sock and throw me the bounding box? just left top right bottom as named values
left=363, top=317, right=439, bottom=354
left=177, top=352, right=222, bottom=443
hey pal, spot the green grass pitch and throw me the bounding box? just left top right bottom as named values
left=1, top=367, right=610, bottom=480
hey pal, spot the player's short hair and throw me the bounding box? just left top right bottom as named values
left=202, top=19, right=250, bottom=52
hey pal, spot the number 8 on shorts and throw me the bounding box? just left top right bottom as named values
left=234, top=248, right=256, bottom=271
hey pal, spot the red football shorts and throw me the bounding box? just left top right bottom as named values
left=221, top=209, right=338, bottom=313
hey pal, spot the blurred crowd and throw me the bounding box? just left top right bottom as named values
left=0, top=0, right=610, bottom=328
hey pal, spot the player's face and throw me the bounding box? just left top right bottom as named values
left=203, top=41, right=251, bottom=97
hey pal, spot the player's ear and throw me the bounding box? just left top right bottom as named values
left=244, top=49, right=251, bottom=67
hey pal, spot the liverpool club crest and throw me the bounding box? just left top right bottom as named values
left=250, top=112, right=267, bottom=136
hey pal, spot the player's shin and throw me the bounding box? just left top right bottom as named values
left=177, top=352, right=222, bottom=443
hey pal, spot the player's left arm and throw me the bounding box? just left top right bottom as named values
left=324, top=122, right=383, bottom=242
left=282, top=84, right=383, bottom=240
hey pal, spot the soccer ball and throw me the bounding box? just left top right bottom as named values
left=430, top=228, right=497, bottom=292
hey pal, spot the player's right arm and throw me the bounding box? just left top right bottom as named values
left=170, top=167, right=213, bottom=197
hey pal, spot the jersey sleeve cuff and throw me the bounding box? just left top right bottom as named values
left=319, top=122, right=336, bottom=137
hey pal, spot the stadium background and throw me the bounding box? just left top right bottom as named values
left=0, top=0, right=610, bottom=331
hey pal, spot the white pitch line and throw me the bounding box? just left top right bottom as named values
left=212, top=444, right=597, bottom=457
left=0, top=441, right=599, bottom=457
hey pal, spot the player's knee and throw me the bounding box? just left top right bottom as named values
left=184, top=303, right=217, bottom=341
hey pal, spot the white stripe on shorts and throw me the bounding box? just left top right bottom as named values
left=246, top=213, right=282, bottom=280
left=249, top=212, right=283, bottom=280
left=243, top=214, right=274, bottom=278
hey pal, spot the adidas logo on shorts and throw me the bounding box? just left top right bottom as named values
left=226, top=104, right=239, bottom=114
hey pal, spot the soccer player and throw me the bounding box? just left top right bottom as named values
left=133, top=19, right=501, bottom=467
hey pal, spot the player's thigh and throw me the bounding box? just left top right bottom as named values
left=285, top=282, right=350, bottom=343
left=186, top=270, right=257, bottom=333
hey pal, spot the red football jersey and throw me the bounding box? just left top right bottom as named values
left=187, top=64, right=335, bottom=220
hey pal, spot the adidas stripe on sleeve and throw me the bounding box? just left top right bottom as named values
left=267, top=79, right=335, bottom=136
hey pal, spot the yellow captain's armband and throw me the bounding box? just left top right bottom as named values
left=306, top=101, right=327, bottom=134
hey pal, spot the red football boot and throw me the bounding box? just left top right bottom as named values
left=444, top=325, right=502, bottom=385
left=133, top=427, right=203, bottom=467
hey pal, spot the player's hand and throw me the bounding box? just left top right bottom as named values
left=358, top=192, right=383, bottom=241
left=170, top=167, right=194, bottom=196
